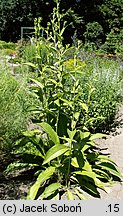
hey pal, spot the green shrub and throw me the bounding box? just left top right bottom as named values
left=63, top=58, right=86, bottom=71
left=0, top=64, right=36, bottom=152
left=0, top=40, right=16, bottom=50
left=100, top=29, right=123, bottom=54
left=90, top=62, right=123, bottom=131
left=1, top=48, right=16, bottom=56
left=16, top=39, right=37, bottom=63
left=77, top=56, right=123, bottom=132
left=84, top=22, right=104, bottom=49
left=22, top=43, right=36, bottom=62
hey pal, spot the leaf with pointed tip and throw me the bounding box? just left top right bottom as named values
left=43, top=144, right=69, bottom=165
left=24, top=62, right=37, bottom=68
left=39, top=183, right=61, bottom=200
left=97, top=155, right=117, bottom=166
left=98, top=162, right=122, bottom=179
left=27, top=166, right=55, bottom=200
left=73, top=170, right=106, bottom=191
left=90, top=133, right=107, bottom=141
left=38, top=122, right=60, bottom=145
left=60, top=98, right=73, bottom=107
left=30, top=78, right=44, bottom=89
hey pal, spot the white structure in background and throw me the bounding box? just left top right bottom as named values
left=21, top=27, right=35, bottom=40
left=21, top=27, right=45, bottom=43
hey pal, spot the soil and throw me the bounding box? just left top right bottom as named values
left=0, top=178, right=32, bottom=200
left=0, top=166, right=36, bottom=200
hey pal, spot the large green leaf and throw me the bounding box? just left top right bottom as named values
left=39, top=183, right=61, bottom=200
left=97, top=155, right=117, bottom=166
left=97, top=162, right=122, bottom=179
left=71, top=152, right=85, bottom=168
left=93, top=168, right=111, bottom=180
left=31, top=78, right=44, bottom=89
left=90, top=133, right=107, bottom=140
left=79, top=131, right=90, bottom=140
left=73, top=170, right=106, bottom=191
left=60, top=98, right=73, bottom=107
left=38, top=122, right=60, bottom=145
left=24, top=62, right=38, bottom=68
left=73, top=175, right=100, bottom=197
left=74, top=170, right=96, bottom=178
left=27, top=182, right=40, bottom=200
left=27, top=166, right=55, bottom=200
left=43, top=144, right=69, bottom=165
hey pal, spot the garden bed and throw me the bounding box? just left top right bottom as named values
left=0, top=166, right=36, bottom=200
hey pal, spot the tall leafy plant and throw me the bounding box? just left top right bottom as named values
left=8, top=0, right=122, bottom=200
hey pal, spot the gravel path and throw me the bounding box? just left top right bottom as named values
left=97, top=105, right=123, bottom=199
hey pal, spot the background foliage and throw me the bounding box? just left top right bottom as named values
left=1, top=0, right=123, bottom=53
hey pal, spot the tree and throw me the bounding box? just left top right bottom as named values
left=99, top=0, right=123, bottom=32
left=1, top=0, right=123, bottom=50
left=0, top=0, right=55, bottom=41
